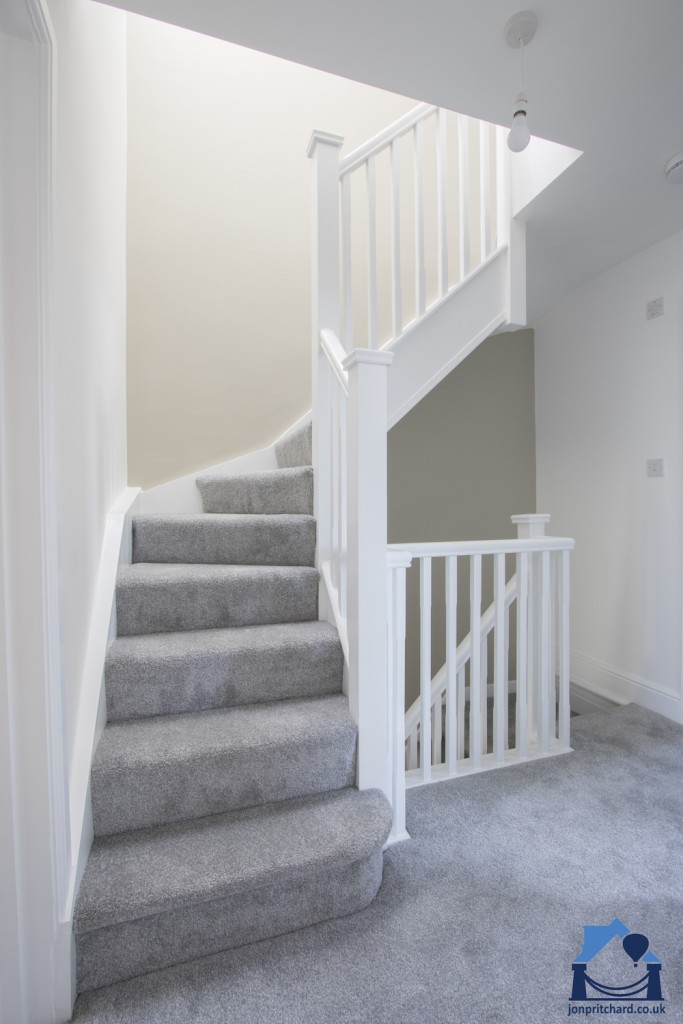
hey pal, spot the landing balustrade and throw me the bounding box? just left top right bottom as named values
left=308, top=104, right=573, bottom=843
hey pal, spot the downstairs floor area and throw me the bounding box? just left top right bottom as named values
left=73, top=704, right=683, bottom=1023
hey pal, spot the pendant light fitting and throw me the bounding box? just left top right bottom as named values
left=505, top=11, right=537, bottom=153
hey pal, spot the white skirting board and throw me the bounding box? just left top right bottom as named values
left=569, top=681, right=621, bottom=717
left=570, top=650, right=683, bottom=724
left=67, top=488, right=140, bottom=918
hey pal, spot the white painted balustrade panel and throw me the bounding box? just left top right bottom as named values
left=334, top=103, right=506, bottom=352
left=395, top=529, right=574, bottom=793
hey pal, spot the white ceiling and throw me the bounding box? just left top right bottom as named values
left=100, top=0, right=683, bottom=321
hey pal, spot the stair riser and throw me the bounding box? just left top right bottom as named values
left=77, top=850, right=383, bottom=992
left=132, top=517, right=316, bottom=566
left=197, top=469, right=313, bottom=515
left=274, top=421, right=312, bottom=469
left=116, top=570, right=319, bottom=636
left=105, top=636, right=343, bottom=721
left=91, top=726, right=357, bottom=836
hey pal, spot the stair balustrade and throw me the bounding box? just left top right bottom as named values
left=336, top=103, right=508, bottom=352
left=308, top=106, right=571, bottom=843
left=388, top=516, right=574, bottom=794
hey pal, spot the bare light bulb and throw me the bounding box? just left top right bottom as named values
left=507, top=92, right=530, bottom=152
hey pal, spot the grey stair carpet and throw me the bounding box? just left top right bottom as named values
left=116, top=563, right=319, bottom=635
left=105, top=621, right=343, bottom=721
left=91, top=694, right=357, bottom=836
left=274, top=419, right=312, bottom=469
left=72, top=704, right=683, bottom=1024
left=75, top=787, right=391, bottom=992
left=133, top=514, right=316, bottom=566
left=75, top=433, right=390, bottom=992
left=197, top=466, right=313, bottom=514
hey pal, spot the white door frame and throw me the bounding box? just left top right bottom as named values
left=0, top=1, right=74, bottom=1020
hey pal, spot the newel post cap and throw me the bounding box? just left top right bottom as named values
left=511, top=513, right=551, bottom=538
left=342, top=348, right=394, bottom=371
left=307, top=130, right=345, bottom=158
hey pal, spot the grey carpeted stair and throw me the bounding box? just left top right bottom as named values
left=75, top=787, right=391, bottom=992
left=116, top=563, right=319, bottom=636
left=105, top=621, right=343, bottom=721
left=197, top=466, right=313, bottom=514
left=75, top=421, right=390, bottom=992
left=274, top=419, right=312, bottom=469
left=91, top=694, right=357, bottom=836
left=133, top=513, right=316, bottom=566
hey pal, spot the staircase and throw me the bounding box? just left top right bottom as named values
left=74, top=421, right=391, bottom=992
left=72, top=102, right=575, bottom=999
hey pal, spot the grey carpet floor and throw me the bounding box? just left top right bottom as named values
left=72, top=703, right=683, bottom=1023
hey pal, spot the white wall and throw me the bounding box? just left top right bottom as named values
left=49, top=0, right=128, bottom=784
left=0, top=1, right=128, bottom=1019
left=535, top=228, right=683, bottom=723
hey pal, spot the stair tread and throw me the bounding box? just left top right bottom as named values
left=75, top=787, right=391, bottom=934
left=93, top=693, right=352, bottom=771
left=105, top=621, right=343, bottom=721
left=197, top=466, right=313, bottom=515
left=132, top=513, right=316, bottom=566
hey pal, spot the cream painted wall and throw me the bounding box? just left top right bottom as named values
left=388, top=329, right=537, bottom=707
left=126, top=17, right=497, bottom=487
left=535, top=229, right=683, bottom=723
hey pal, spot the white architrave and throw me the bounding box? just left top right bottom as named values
left=0, top=1, right=74, bottom=1020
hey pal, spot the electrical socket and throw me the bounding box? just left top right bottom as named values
left=646, top=458, right=665, bottom=478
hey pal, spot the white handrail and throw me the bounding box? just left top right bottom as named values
left=339, top=103, right=437, bottom=177
left=404, top=574, right=518, bottom=736
left=320, top=329, right=349, bottom=394
left=388, top=537, right=575, bottom=557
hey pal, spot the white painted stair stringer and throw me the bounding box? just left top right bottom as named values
left=386, top=246, right=510, bottom=428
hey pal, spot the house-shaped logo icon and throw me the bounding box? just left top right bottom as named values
left=571, top=919, right=663, bottom=1001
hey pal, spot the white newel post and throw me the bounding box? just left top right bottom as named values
left=387, top=549, right=412, bottom=843
left=512, top=514, right=551, bottom=750
left=307, top=130, right=344, bottom=568
left=344, top=349, right=394, bottom=799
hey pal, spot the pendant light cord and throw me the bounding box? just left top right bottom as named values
left=519, top=32, right=525, bottom=91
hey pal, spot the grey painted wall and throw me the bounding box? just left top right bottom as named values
left=388, top=329, right=537, bottom=708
